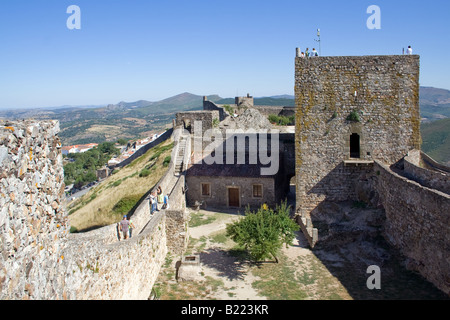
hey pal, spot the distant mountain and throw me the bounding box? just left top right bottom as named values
left=420, top=87, right=450, bottom=121
left=0, top=93, right=226, bottom=145
left=267, top=95, right=295, bottom=100
left=116, top=100, right=153, bottom=109
left=1, top=87, right=449, bottom=150
left=215, top=95, right=296, bottom=107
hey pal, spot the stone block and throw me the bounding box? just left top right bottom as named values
left=177, top=255, right=201, bottom=282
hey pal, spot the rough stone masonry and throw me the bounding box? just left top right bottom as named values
left=295, top=55, right=421, bottom=217
left=0, top=120, right=68, bottom=299
left=0, top=120, right=181, bottom=300
left=294, top=54, right=449, bottom=295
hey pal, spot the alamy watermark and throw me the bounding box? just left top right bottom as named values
left=367, top=5, right=381, bottom=30
left=65, top=5, right=380, bottom=31
left=366, top=265, right=381, bottom=290
left=67, top=5, right=81, bottom=30
left=190, top=121, right=280, bottom=176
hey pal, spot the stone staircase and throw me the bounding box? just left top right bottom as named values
left=175, top=135, right=187, bottom=175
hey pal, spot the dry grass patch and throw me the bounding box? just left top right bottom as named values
left=68, top=140, right=173, bottom=232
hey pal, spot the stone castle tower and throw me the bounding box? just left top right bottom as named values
left=295, top=55, right=421, bottom=217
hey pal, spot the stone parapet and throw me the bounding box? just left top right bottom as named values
left=375, top=160, right=450, bottom=295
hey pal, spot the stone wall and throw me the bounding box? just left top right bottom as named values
left=0, top=120, right=189, bottom=300
left=202, top=98, right=295, bottom=120
left=175, top=111, right=220, bottom=134
left=251, top=106, right=296, bottom=118
left=165, top=174, right=189, bottom=256
left=203, top=100, right=228, bottom=121
left=61, top=212, right=167, bottom=300
left=186, top=175, right=276, bottom=209
left=295, top=55, right=421, bottom=217
left=0, top=120, right=68, bottom=299
left=403, top=149, right=450, bottom=194
left=111, top=128, right=174, bottom=169
left=375, top=161, right=450, bottom=295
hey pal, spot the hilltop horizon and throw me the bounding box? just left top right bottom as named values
left=1, top=85, right=450, bottom=112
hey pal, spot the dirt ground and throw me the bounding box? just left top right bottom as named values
left=153, top=207, right=353, bottom=300
left=152, top=204, right=448, bottom=300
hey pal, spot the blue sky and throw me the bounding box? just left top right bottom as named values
left=0, top=0, right=449, bottom=109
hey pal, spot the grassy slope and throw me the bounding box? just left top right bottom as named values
left=68, top=139, right=173, bottom=232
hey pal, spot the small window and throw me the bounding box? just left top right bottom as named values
left=350, top=133, right=360, bottom=159
left=201, top=183, right=211, bottom=196
left=252, top=184, right=263, bottom=198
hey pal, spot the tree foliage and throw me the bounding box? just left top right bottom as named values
left=226, top=201, right=299, bottom=263
left=268, top=114, right=295, bottom=126
left=63, top=142, right=119, bottom=187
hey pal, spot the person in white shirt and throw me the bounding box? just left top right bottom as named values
left=407, top=46, right=413, bottom=55
left=311, top=48, right=319, bottom=57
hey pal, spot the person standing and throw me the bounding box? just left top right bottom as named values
left=407, top=46, right=413, bottom=55
left=157, top=188, right=164, bottom=211
left=150, top=192, right=156, bottom=215
left=305, top=48, right=310, bottom=58
left=311, top=48, right=319, bottom=57
left=129, top=218, right=136, bottom=238
left=163, top=194, right=170, bottom=210
left=120, top=216, right=130, bottom=240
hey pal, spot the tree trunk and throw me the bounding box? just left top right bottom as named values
left=271, top=252, right=279, bottom=263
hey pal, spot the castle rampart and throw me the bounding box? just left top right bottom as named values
left=375, top=160, right=449, bottom=295
left=0, top=120, right=188, bottom=300
left=1, top=120, right=68, bottom=299
left=403, top=149, right=450, bottom=194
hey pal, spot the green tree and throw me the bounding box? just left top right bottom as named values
left=226, top=201, right=299, bottom=263
left=63, top=142, right=120, bottom=188
left=117, top=138, right=128, bottom=145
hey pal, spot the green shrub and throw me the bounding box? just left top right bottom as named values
left=223, top=105, right=234, bottom=115
left=112, top=180, right=122, bottom=187
left=163, top=156, right=171, bottom=167
left=347, top=110, right=361, bottom=122
left=268, top=114, right=295, bottom=126
left=139, top=168, right=151, bottom=177
left=226, top=201, right=299, bottom=263
left=112, top=194, right=143, bottom=215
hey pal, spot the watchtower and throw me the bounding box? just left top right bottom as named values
left=294, top=55, right=421, bottom=217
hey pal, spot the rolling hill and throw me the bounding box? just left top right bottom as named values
left=419, top=87, right=450, bottom=121
left=421, top=118, right=450, bottom=166
left=1, top=87, right=449, bottom=165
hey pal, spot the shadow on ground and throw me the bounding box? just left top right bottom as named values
left=199, top=247, right=250, bottom=281
left=307, top=201, right=449, bottom=300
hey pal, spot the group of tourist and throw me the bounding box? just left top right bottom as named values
left=298, top=45, right=413, bottom=57
left=150, top=185, right=169, bottom=215
left=299, top=47, right=319, bottom=58
left=116, top=186, right=170, bottom=241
